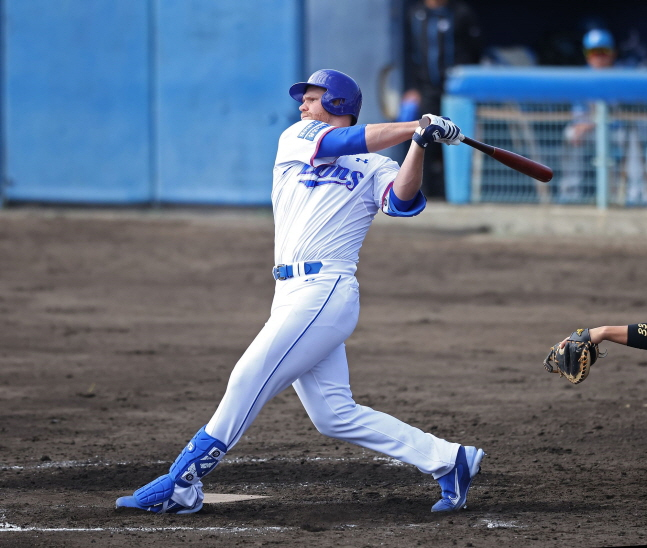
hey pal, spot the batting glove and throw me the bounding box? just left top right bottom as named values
left=412, top=115, right=461, bottom=147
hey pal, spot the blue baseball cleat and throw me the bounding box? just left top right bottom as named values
left=115, top=495, right=203, bottom=514
left=431, top=445, right=485, bottom=512
left=115, top=474, right=203, bottom=514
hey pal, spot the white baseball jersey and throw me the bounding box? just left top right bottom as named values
left=272, top=120, right=401, bottom=265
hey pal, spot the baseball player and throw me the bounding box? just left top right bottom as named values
left=115, top=69, right=485, bottom=515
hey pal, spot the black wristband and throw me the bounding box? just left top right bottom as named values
left=627, top=324, right=647, bottom=350
left=412, top=131, right=428, bottom=148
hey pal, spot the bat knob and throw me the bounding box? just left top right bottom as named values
left=418, top=115, right=431, bottom=128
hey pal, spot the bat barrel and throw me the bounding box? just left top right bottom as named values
left=491, top=148, right=553, bottom=182
left=461, top=136, right=553, bottom=183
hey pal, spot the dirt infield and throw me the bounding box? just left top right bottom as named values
left=0, top=208, right=645, bottom=547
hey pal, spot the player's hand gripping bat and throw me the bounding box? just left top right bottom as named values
left=419, top=116, right=553, bottom=183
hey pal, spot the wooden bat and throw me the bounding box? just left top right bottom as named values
left=419, top=117, right=553, bottom=183
left=459, top=135, right=553, bottom=183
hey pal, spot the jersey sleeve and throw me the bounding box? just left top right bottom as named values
left=275, top=120, right=338, bottom=169
left=372, top=157, right=427, bottom=217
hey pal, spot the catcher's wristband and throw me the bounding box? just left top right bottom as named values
left=627, top=323, right=647, bottom=350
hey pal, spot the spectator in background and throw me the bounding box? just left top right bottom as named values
left=582, top=28, right=617, bottom=69
left=402, top=0, right=483, bottom=199
left=559, top=28, right=647, bottom=205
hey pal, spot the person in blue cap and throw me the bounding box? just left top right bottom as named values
left=560, top=28, right=647, bottom=205
left=559, top=29, right=620, bottom=203
left=582, top=29, right=617, bottom=69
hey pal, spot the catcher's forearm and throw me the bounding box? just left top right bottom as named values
left=589, top=326, right=628, bottom=346
left=590, top=324, right=647, bottom=350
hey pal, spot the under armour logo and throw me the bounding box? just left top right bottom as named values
left=355, top=158, right=368, bottom=163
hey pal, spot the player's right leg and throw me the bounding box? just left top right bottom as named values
left=293, top=344, right=485, bottom=512
left=430, top=445, right=486, bottom=512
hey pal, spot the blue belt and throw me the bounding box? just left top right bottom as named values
left=272, top=261, right=323, bottom=281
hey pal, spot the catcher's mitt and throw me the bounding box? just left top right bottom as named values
left=543, top=328, right=607, bottom=384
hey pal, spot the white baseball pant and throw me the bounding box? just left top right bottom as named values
left=205, top=261, right=459, bottom=479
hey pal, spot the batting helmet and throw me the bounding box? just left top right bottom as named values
left=289, top=69, right=362, bottom=125
left=583, top=29, right=615, bottom=51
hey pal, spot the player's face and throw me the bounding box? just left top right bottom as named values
left=585, top=48, right=615, bottom=69
left=299, top=86, right=332, bottom=124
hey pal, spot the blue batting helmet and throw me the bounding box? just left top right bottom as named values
left=583, top=29, right=615, bottom=51
left=289, top=69, right=362, bottom=125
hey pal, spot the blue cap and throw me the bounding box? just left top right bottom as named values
left=583, top=29, right=615, bottom=50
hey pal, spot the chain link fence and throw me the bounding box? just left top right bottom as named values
left=470, top=101, right=647, bottom=206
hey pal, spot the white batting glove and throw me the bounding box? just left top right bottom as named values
left=413, top=114, right=461, bottom=147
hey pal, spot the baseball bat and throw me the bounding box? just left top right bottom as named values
left=459, top=135, right=553, bottom=183
left=419, top=117, right=553, bottom=183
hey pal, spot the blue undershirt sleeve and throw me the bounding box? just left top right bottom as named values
left=315, top=125, right=368, bottom=158
left=382, top=186, right=426, bottom=217
left=389, top=189, right=417, bottom=211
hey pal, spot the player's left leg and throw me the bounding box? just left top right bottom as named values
left=117, top=274, right=360, bottom=513
left=293, top=345, right=485, bottom=511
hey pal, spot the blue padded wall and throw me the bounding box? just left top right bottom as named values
left=154, top=0, right=302, bottom=205
left=2, top=0, right=302, bottom=205
left=4, top=0, right=151, bottom=203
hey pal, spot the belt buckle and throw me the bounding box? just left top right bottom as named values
left=273, top=264, right=288, bottom=281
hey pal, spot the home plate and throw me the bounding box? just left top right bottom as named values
left=203, top=494, right=269, bottom=504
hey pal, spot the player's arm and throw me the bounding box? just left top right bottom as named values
left=560, top=324, right=647, bottom=350
left=315, top=121, right=421, bottom=159
left=588, top=326, right=629, bottom=345
left=590, top=324, right=647, bottom=349
left=316, top=123, right=424, bottom=207
left=365, top=116, right=460, bottom=152
left=365, top=121, right=421, bottom=152
left=391, top=115, right=462, bottom=200
left=390, top=140, right=425, bottom=201
left=317, top=116, right=460, bottom=159
left=379, top=132, right=433, bottom=216
left=559, top=326, right=627, bottom=349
